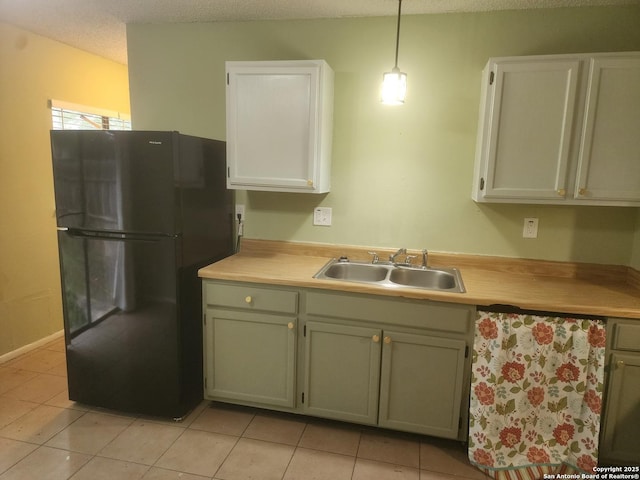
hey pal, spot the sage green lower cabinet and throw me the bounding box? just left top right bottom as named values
left=204, top=309, right=296, bottom=407
left=202, top=281, right=298, bottom=409
left=303, top=322, right=381, bottom=424
left=379, top=331, right=467, bottom=439
left=201, top=280, right=474, bottom=441
left=600, top=318, right=640, bottom=465
left=302, top=290, right=474, bottom=441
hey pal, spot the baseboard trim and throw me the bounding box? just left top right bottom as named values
left=0, top=330, right=64, bottom=365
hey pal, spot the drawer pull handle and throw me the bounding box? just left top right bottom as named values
left=616, top=360, right=625, bottom=368
left=245, top=296, right=252, bottom=304
left=287, top=322, right=294, bottom=330
left=384, top=336, right=392, bottom=344
left=372, top=335, right=380, bottom=343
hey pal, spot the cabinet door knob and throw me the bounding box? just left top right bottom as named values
left=616, top=360, right=625, bottom=368
left=372, top=335, right=380, bottom=343
left=307, top=179, right=313, bottom=186
left=384, top=336, right=392, bottom=344
left=287, top=322, right=294, bottom=330
left=578, top=187, right=587, bottom=196
left=557, top=189, right=566, bottom=197
left=245, top=295, right=252, bottom=304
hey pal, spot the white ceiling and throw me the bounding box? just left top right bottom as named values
left=1, top=0, right=638, bottom=65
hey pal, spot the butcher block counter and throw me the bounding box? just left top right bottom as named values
left=198, top=239, right=640, bottom=320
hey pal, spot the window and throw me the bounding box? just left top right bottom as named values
left=49, top=99, right=131, bottom=131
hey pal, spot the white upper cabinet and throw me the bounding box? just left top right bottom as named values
left=575, top=56, right=640, bottom=203
left=472, top=52, right=640, bottom=206
left=225, top=60, right=334, bottom=193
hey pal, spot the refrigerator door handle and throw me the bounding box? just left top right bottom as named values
left=61, top=228, right=171, bottom=243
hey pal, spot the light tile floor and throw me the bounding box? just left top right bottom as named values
left=0, top=338, right=489, bottom=480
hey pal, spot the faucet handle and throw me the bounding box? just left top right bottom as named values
left=405, top=255, right=417, bottom=265
left=367, top=251, right=379, bottom=264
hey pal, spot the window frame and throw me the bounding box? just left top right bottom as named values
left=49, top=99, right=131, bottom=130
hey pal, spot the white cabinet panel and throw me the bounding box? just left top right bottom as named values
left=473, top=52, right=640, bottom=206
left=576, top=57, right=640, bottom=202
left=226, top=60, right=333, bottom=193
left=482, top=59, right=579, bottom=200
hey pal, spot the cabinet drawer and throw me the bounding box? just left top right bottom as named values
left=613, top=322, right=640, bottom=352
left=205, top=282, right=298, bottom=314
left=304, top=290, right=472, bottom=334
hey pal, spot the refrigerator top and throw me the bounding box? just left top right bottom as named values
left=51, top=130, right=215, bottom=236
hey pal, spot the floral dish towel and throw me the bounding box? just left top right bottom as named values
left=469, top=311, right=606, bottom=480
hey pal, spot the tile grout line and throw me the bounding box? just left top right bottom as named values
left=208, top=403, right=254, bottom=480
left=280, top=422, right=310, bottom=480
left=351, top=429, right=362, bottom=480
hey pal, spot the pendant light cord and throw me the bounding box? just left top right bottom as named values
left=393, top=0, right=403, bottom=69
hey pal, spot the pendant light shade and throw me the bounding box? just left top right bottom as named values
left=381, top=0, right=407, bottom=105
left=382, top=68, right=407, bottom=105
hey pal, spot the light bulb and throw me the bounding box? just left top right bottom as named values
left=381, top=69, right=407, bottom=105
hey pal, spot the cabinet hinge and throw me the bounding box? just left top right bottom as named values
left=303, top=325, right=306, bottom=337
left=479, top=177, right=485, bottom=191
left=227, top=166, right=230, bottom=178
left=203, top=313, right=206, bottom=326
left=489, top=71, right=495, bottom=85
left=227, top=73, right=230, bottom=85
left=302, top=392, right=305, bottom=404
left=465, top=345, right=469, bottom=358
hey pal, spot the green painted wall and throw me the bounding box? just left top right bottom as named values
left=127, top=6, right=640, bottom=265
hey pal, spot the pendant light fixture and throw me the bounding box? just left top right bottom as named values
left=381, top=0, right=407, bottom=105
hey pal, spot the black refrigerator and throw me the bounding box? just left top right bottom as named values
left=51, top=130, right=233, bottom=418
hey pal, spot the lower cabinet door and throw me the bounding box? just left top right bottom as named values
left=378, top=331, right=466, bottom=439
left=303, top=321, right=381, bottom=425
left=600, top=352, right=640, bottom=465
left=204, top=309, right=296, bottom=408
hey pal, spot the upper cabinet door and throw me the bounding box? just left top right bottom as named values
left=475, top=59, right=580, bottom=201
left=575, top=56, right=640, bottom=202
left=226, top=60, right=333, bottom=193
left=472, top=52, right=640, bottom=206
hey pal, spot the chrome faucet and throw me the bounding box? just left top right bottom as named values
left=367, top=251, right=380, bottom=264
left=389, top=247, right=407, bottom=264
left=389, top=247, right=429, bottom=268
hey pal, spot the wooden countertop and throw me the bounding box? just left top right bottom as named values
left=198, top=239, right=640, bottom=320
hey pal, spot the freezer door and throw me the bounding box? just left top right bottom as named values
left=51, top=130, right=178, bottom=234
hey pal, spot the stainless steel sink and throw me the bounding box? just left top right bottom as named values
left=314, top=259, right=465, bottom=293
left=389, top=268, right=458, bottom=290
left=322, top=262, right=389, bottom=282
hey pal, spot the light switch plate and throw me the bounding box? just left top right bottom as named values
left=313, top=207, right=332, bottom=226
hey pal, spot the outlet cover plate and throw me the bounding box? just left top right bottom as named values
left=523, top=217, right=539, bottom=238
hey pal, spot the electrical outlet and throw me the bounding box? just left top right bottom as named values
left=235, top=204, right=245, bottom=220
left=523, top=217, right=539, bottom=238
left=313, top=207, right=332, bottom=226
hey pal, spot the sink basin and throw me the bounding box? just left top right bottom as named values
left=322, top=263, right=389, bottom=282
left=313, top=259, right=465, bottom=293
left=389, top=268, right=457, bottom=290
